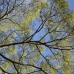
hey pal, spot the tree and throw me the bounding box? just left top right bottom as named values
left=0, top=0, right=74, bottom=74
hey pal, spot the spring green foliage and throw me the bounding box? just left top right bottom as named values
left=0, top=0, right=74, bottom=74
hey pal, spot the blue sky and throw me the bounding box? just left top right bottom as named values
left=67, top=0, right=74, bottom=11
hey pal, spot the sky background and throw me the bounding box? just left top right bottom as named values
left=67, top=0, right=74, bottom=11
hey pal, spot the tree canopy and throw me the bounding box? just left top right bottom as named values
left=0, top=0, right=74, bottom=74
